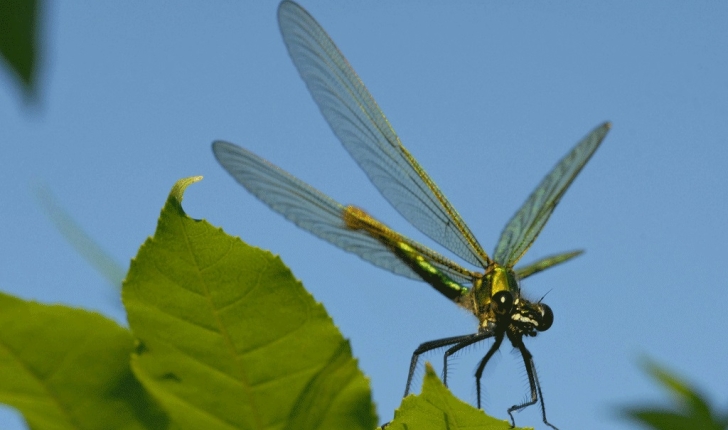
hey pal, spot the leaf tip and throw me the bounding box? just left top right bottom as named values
left=170, top=176, right=203, bottom=203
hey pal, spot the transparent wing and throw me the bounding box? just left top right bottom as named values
left=213, top=141, right=475, bottom=286
left=277, top=1, right=489, bottom=268
left=514, top=250, right=583, bottom=280
left=494, top=122, right=611, bottom=267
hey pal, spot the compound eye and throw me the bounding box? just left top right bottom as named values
left=536, top=304, right=554, bottom=331
left=491, top=291, right=514, bottom=315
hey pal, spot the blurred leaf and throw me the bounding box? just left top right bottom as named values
left=621, top=359, right=728, bottom=430
left=35, top=183, right=126, bottom=292
left=0, top=292, right=167, bottom=430
left=0, top=0, right=38, bottom=97
left=123, top=176, right=376, bottom=430
left=383, top=363, right=522, bottom=430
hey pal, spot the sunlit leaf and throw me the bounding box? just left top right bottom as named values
left=0, top=292, right=166, bottom=430
left=383, top=364, right=524, bottom=430
left=123, top=176, right=376, bottom=430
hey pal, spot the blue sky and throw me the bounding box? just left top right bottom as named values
left=2, top=2, right=727, bottom=429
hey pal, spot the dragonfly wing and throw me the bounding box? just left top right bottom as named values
left=514, top=250, right=583, bottom=279
left=213, top=141, right=473, bottom=286
left=494, top=123, right=611, bottom=267
left=277, top=1, right=489, bottom=268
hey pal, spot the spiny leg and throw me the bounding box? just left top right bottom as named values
left=533, top=360, right=556, bottom=430
left=405, top=334, right=478, bottom=397
left=441, top=330, right=495, bottom=386
left=473, top=331, right=506, bottom=409
left=386, top=337, right=470, bottom=430
left=507, top=333, right=559, bottom=430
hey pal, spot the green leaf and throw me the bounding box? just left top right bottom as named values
left=123, top=176, right=376, bottom=430
left=621, top=359, right=728, bottom=430
left=0, top=0, right=38, bottom=98
left=0, top=292, right=167, bottom=430
left=383, top=363, right=525, bottom=430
